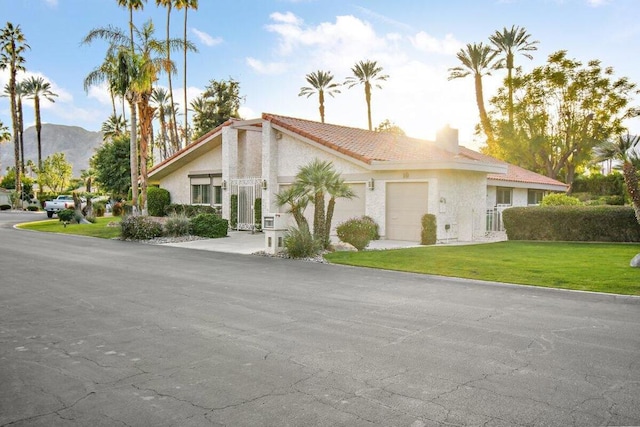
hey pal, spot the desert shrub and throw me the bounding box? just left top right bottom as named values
left=230, top=194, right=238, bottom=229
left=164, top=204, right=216, bottom=217
left=254, top=198, right=262, bottom=231
left=361, top=215, right=380, bottom=240
left=57, top=208, right=75, bottom=223
left=27, top=205, right=39, bottom=211
left=284, top=224, right=321, bottom=258
left=336, top=216, right=379, bottom=250
left=164, top=213, right=191, bottom=237
left=93, top=201, right=106, bottom=217
left=503, top=206, right=640, bottom=242
left=120, top=215, right=163, bottom=240
left=190, top=213, right=228, bottom=238
left=0, top=204, right=10, bottom=210
left=540, top=193, right=581, bottom=206
left=147, top=187, right=171, bottom=217
left=112, top=202, right=124, bottom=216
left=421, top=214, right=437, bottom=245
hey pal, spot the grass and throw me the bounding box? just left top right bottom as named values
left=324, top=241, right=640, bottom=296
left=17, top=216, right=122, bottom=239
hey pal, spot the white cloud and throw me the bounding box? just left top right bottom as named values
left=191, top=28, right=222, bottom=47
left=246, top=57, right=288, bottom=75
left=410, top=32, right=462, bottom=55
left=587, top=0, right=610, bottom=6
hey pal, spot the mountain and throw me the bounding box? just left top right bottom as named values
left=0, top=124, right=103, bottom=177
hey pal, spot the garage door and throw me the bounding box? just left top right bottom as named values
left=386, top=182, right=429, bottom=241
left=329, top=183, right=366, bottom=235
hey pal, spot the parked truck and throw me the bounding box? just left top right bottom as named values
left=43, top=195, right=77, bottom=218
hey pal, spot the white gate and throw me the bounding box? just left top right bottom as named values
left=231, top=178, right=262, bottom=231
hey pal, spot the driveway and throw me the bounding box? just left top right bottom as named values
left=1, top=211, right=639, bottom=426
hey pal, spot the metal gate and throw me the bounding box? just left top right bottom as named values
left=230, top=177, right=262, bottom=231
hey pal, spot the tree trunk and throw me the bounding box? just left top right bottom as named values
left=318, top=90, right=325, bottom=124
left=313, top=191, right=325, bottom=243
left=128, top=95, right=139, bottom=214
left=474, top=73, right=495, bottom=147
left=365, top=82, right=372, bottom=131
left=183, top=7, right=189, bottom=147
left=324, top=197, right=336, bottom=249
left=165, top=4, right=179, bottom=152
left=138, top=96, right=156, bottom=216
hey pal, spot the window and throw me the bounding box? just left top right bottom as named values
left=496, top=187, right=512, bottom=205
left=191, top=184, right=211, bottom=204
left=213, top=186, right=222, bottom=205
left=528, top=190, right=545, bottom=205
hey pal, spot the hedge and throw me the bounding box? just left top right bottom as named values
left=503, top=206, right=640, bottom=242
left=164, top=204, right=217, bottom=217
left=147, top=187, right=170, bottom=216
left=190, top=213, right=228, bottom=238
left=421, top=214, right=437, bottom=245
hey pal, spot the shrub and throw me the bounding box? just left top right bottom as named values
left=254, top=197, right=262, bottom=231
left=336, top=216, right=379, bottom=250
left=0, top=204, right=10, bottom=211
left=284, top=224, right=321, bottom=258
left=112, top=202, right=124, bottom=216
left=190, top=213, right=228, bottom=238
left=57, top=208, right=75, bottom=223
left=93, top=201, right=106, bottom=217
left=147, top=187, right=170, bottom=217
left=230, top=194, right=238, bottom=229
left=164, top=204, right=217, bottom=217
left=361, top=215, right=380, bottom=240
left=164, top=213, right=191, bottom=237
left=421, top=214, right=437, bottom=245
left=540, top=193, right=581, bottom=206
left=85, top=215, right=97, bottom=224
left=120, top=215, right=164, bottom=240
left=503, top=206, right=640, bottom=242
left=26, top=205, right=39, bottom=211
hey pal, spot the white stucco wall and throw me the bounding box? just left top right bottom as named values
left=158, top=147, right=222, bottom=205
left=513, top=188, right=529, bottom=207
left=238, top=129, right=262, bottom=178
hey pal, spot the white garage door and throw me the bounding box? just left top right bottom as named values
left=329, top=183, right=366, bottom=235
left=386, top=182, right=429, bottom=241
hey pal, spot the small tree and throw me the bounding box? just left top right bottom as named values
left=38, top=152, right=72, bottom=194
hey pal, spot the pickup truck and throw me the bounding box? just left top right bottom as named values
left=43, top=195, right=77, bottom=218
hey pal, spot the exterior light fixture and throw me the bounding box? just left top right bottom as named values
left=262, top=180, right=268, bottom=190
left=367, top=178, right=375, bottom=191
left=222, top=180, right=227, bottom=190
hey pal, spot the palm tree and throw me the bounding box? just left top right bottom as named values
left=3, top=82, right=26, bottom=174
left=23, top=76, right=58, bottom=171
left=299, top=70, right=341, bottom=123
left=175, top=0, right=198, bottom=146
left=594, top=134, right=640, bottom=224
left=151, top=87, right=171, bottom=159
left=0, top=121, right=10, bottom=172
left=156, top=0, right=180, bottom=149
left=489, top=25, right=539, bottom=124
left=448, top=42, right=500, bottom=146
left=101, top=114, right=128, bottom=141
left=345, top=60, right=389, bottom=131
left=274, top=186, right=310, bottom=230
left=0, top=22, right=30, bottom=199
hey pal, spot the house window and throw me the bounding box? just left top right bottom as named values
left=528, top=190, right=545, bottom=205
left=213, top=186, right=222, bottom=205
left=496, top=187, right=512, bottom=205
left=191, top=184, right=211, bottom=204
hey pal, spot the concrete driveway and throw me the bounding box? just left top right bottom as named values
left=1, top=211, right=639, bottom=426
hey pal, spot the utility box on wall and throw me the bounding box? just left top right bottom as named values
left=263, top=213, right=291, bottom=255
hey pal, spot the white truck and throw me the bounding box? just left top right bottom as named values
left=43, top=195, right=77, bottom=218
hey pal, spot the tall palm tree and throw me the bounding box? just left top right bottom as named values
left=345, top=60, right=389, bottom=131
left=151, top=87, right=171, bottom=159
left=594, top=134, right=640, bottom=224
left=116, top=0, right=146, bottom=212
left=489, top=25, right=539, bottom=124
left=3, top=82, right=26, bottom=174
left=299, top=70, right=341, bottom=123
left=0, top=22, right=29, bottom=198
left=156, top=0, right=180, bottom=149
left=175, top=0, right=198, bottom=145
left=23, top=76, right=58, bottom=171
left=448, top=42, right=500, bottom=146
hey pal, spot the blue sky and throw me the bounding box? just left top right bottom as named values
left=1, top=0, right=639, bottom=150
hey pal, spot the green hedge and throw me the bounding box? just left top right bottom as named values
left=164, top=204, right=217, bottom=217
left=421, top=214, right=437, bottom=245
left=336, top=216, right=379, bottom=250
left=503, top=206, right=640, bottom=242
left=147, top=187, right=170, bottom=216
left=190, top=213, right=228, bottom=238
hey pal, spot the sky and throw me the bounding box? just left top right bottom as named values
left=1, top=0, right=639, bottom=151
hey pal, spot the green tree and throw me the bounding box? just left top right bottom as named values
left=299, top=70, right=341, bottom=123
left=345, top=60, right=389, bottom=131
left=90, top=134, right=132, bottom=198
left=175, top=0, right=198, bottom=145
left=448, top=42, right=500, bottom=148
left=23, top=76, right=58, bottom=171
left=156, top=0, right=180, bottom=149
left=150, top=87, right=172, bottom=159
left=489, top=25, right=538, bottom=124
left=0, top=22, right=30, bottom=198
left=39, top=152, right=72, bottom=194
left=594, top=134, right=640, bottom=224
left=489, top=50, right=638, bottom=187
left=375, top=119, right=405, bottom=136
left=101, top=114, right=128, bottom=141
left=191, top=77, right=242, bottom=138
left=2, top=82, right=27, bottom=174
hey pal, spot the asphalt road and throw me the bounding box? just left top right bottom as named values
left=1, top=211, right=639, bottom=426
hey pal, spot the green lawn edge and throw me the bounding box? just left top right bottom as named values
left=17, top=216, right=122, bottom=239
left=324, top=241, right=640, bottom=296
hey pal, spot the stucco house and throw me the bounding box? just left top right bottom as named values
left=149, top=113, right=567, bottom=243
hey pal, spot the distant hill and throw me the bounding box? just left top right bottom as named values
left=0, top=124, right=103, bottom=177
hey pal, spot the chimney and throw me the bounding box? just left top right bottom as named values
left=436, top=125, right=459, bottom=154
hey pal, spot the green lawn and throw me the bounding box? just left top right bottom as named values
left=324, top=241, right=640, bottom=295
left=17, top=217, right=122, bottom=239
